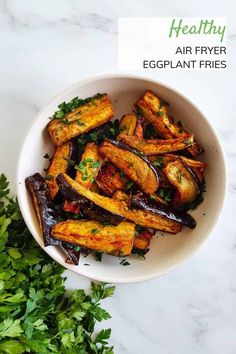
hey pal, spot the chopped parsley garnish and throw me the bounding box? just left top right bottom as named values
left=135, top=106, right=143, bottom=116
left=120, top=259, right=130, bottom=266
left=63, top=157, right=76, bottom=166
left=88, top=131, right=98, bottom=142
left=75, top=158, right=101, bottom=182
left=156, top=111, right=164, bottom=117
left=77, top=119, right=85, bottom=126
left=126, top=181, right=134, bottom=191
left=159, top=100, right=169, bottom=108
left=43, top=153, right=50, bottom=159
left=118, top=125, right=127, bottom=133
left=51, top=93, right=103, bottom=123
left=91, top=161, right=102, bottom=168
left=132, top=248, right=149, bottom=260
left=95, top=252, right=103, bottom=262
left=102, top=221, right=112, bottom=226
left=44, top=174, right=53, bottom=181
left=184, top=178, right=206, bottom=211
left=153, top=156, right=164, bottom=169
left=184, top=138, right=193, bottom=146
left=157, top=188, right=173, bottom=203
left=176, top=169, right=183, bottom=183
left=91, top=228, right=99, bottom=234
left=73, top=245, right=81, bottom=252
left=135, top=224, right=145, bottom=234
left=144, top=123, right=157, bottom=139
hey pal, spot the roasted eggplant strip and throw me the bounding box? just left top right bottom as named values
left=75, top=142, right=103, bottom=188
left=96, top=163, right=128, bottom=196
left=57, top=174, right=181, bottom=233
left=134, top=229, right=153, bottom=250
left=163, top=159, right=199, bottom=208
left=134, top=90, right=203, bottom=157
left=150, top=153, right=207, bottom=182
left=119, top=134, right=194, bottom=155
left=131, top=191, right=196, bottom=229
left=47, top=93, right=114, bottom=146
left=57, top=174, right=124, bottom=225
left=25, top=173, right=59, bottom=246
left=99, top=140, right=159, bottom=195
left=52, top=220, right=135, bottom=256
left=117, top=114, right=137, bottom=140
left=46, top=142, right=71, bottom=199
left=63, top=142, right=103, bottom=213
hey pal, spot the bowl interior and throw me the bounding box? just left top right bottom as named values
left=17, top=75, right=226, bottom=283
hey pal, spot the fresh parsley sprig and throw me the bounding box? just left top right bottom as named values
left=0, top=174, right=115, bottom=354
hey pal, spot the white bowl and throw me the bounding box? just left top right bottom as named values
left=16, top=74, right=227, bottom=283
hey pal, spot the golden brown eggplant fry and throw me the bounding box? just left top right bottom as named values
left=134, top=90, right=203, bottom=156
left=51, top=220, right=135, bottom=256
left=58, top=173, right=181, bottom=233
left=96, top=164, right=128, bottom=196
left=117, top=114, right=137, bottom=140
left=119, top=134, right=194, bottom=155
left=149, top=154, right=207, bottom=182
left=47, top=94, right=114, bottom=146
left=63, top=143, right=103, bottom=213
left=99, top=140, right=159, bottom=195
left=163, top=159, right=199, bottom=207
left=75, top=142, right=103, bottom=189
left=46, top=142, right=71, bottom=199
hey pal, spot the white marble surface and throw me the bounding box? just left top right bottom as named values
left=1, top=1, right=236, bottom=353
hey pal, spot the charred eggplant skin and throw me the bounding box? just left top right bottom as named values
left=25, top=173, right=59, bottom=246
left=56, top=173, right=124, bottom=225
left=130, top=191, right=196, bottom=229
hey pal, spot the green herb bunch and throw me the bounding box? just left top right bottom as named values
left=0, top=174, right=115, bottom=354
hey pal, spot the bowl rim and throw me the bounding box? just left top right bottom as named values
left=16, top=73, right=228, bottom=283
